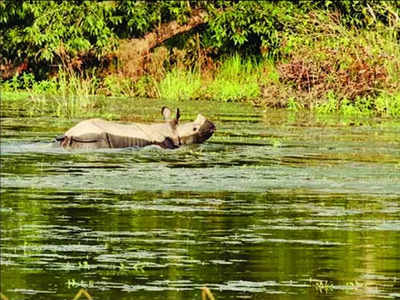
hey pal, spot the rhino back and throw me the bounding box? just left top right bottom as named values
left=65, top=119, right=106, bottom=136
left=63, top=119, right=177, bottom=149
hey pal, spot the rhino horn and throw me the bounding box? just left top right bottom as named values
left=176, top=113, right=216, bottom=145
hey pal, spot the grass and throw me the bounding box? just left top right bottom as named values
left=158, top=68, right=201, bottom=100
left=158, top=55, right=264, bottom=102
left=1, top=70, right=106, bottom=118
left=375, top=93, right=400, bottom=118
left=312, top=91, right=400, bottom=118
left=206, top=55, right=261, bottom=102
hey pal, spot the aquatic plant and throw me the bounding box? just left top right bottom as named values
left=309, top=278, right=334, bottom=294
left=345, top=280, right=367, bottom=292
left=67, top=279, right=95, bottom=289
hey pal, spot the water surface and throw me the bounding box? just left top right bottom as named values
left=1, top=98, right=400, bottom=299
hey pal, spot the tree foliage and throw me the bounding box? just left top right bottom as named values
left=1, top=0, right=399, bottom=78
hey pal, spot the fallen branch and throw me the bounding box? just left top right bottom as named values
left=0, top=293, right=9, bottom=300
left=72, top=289, right=93, bottom=300
left=116, top=9, right=208, bottom=78
left=201, top=287, right=216, bottom=300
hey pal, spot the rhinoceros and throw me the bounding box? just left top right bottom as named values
left=55, top=107, right=215, bottom=149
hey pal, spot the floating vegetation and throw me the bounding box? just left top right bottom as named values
left=309, top=278, right=334, bottom=294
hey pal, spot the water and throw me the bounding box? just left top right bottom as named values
left=1, top=99, right=400, bottom=299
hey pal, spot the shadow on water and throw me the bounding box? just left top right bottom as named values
left=1, top=98, right=400, bottom=299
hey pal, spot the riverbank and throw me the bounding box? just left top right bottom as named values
left=1, top=2, right=400, bottom=118
left=2, top=49, right=400, bottom=119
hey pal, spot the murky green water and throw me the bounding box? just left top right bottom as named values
left=1, top=98, right=400, bottom=299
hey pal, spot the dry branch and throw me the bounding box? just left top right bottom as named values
left=72, top=289, right=93, bottom=300
left=201, top=287, right=216, bottom=300
left=116, top=9, right=208, bottom=78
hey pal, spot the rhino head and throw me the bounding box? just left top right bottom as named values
left=161, top=107, right=216, bottom=146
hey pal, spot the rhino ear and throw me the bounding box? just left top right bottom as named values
left=175, top=108, right=180, bottom=123
left=161, top=106, right=172, bottom=120
left=195, top=114, right=206, bottom=123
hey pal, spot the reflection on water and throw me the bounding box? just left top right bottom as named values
left=1, top=99, right=400, bottom=299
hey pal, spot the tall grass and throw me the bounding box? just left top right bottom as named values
left=375, top=93, right=400, bottom=118
left=158, top=69, right=202, bottom=100
left=1, top=68, right=102, bottom=117
left=157, top=55, right=262, bottom=102
left=50, top=69, right=100, bottom=117
left=206, top=55, right=261, bottom=102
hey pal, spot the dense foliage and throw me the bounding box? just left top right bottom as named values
left=1, top=1, right=399, bottom=68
